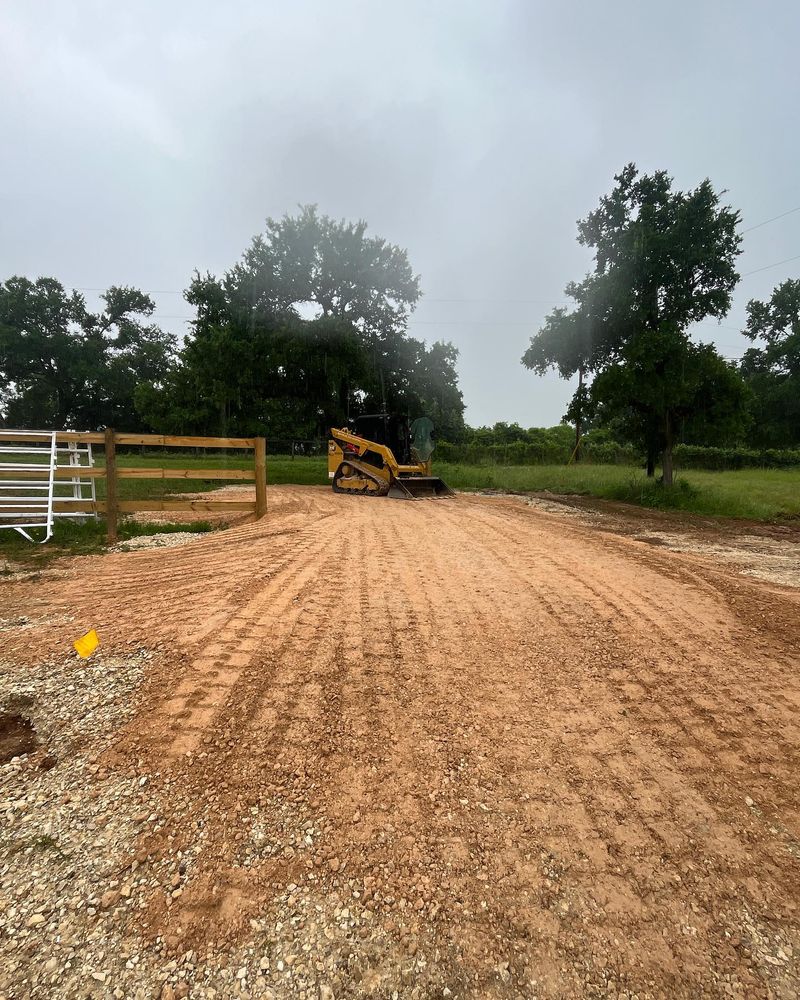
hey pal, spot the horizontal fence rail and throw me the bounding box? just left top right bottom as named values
left=0, top=467, right=256, bottom=480
left=0, top=428, right=267, bottom=543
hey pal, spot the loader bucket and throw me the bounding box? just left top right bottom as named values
left=389, top=476, right=455, bottom=500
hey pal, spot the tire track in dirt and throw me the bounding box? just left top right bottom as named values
left=476, top=502, right=800, bottom=811
left=467, top=500, right=800, bottom=802
left=404, top=506, right=726, bottom=981
left=423, top=498, right=800, bottom=993
left=4, top=486, right=799, bottom=998
left=133, top=514, right=356, bottom=938
left=2, top=488, right=337, bottom=662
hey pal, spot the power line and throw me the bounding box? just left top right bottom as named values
left=73, top=286, right=570, bottom=306
left=63, top=196, right=800, bottom=302
left=136, top=313, right=749, bottom=329
left=72, top=286, right=183, bottom=294
left=70, top=247, right=800, bottom=318
left=423, top=297, right=568, bottom=304
left=409, top=320, right=535, bottom=327
left=740, top=253, right=800, bottom=277
left=145, top=317, right=570, bottom=326
left=742, top=205, right=800, bottom=234
left=146, top=317, right=750, bottom=334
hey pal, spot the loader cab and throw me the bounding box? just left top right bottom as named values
left=352, top=413, right=411, bottom=464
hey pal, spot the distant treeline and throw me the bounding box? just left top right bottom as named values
left=2, top=188, right=798, bottom=473
left=438, top=423, right=800, bottom=470
left=0, top=207, right=465, bottom=442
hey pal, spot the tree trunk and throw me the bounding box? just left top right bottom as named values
left=646, top=450, right=656, bottom=478
left=574, top=365, right=583, bottom=463
left=662, top=445, right=674, bottom=486
left=662, top=413, right=674, bottom=487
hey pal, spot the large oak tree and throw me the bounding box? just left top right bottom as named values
left=522, top=164, right=746, bottom=483
left=140, top=206, right=464, bottom=439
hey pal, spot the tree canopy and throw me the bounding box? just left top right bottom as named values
left=0, top=208, right=464, bottom=441
left=8, top=195, right=795, bottom=460
left=138, top=206, right=464, bottom=439
left=739, top=278, right=800, bottom=448
left=0, top=276, right=176, bottom=430
left=522, top=164, right=747, bottom=482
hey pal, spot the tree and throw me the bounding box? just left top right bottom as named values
left=0, top=276, right=176, bottom=430
left=591, top=335, right=750, bottom=464
left=235, top=204, right=420, bottom=326
left=404, top=339, right=465, bottom=441
left=229, top=205, right=422, bottom=415
left=139, top=207, right=465, bottom=439
left=739, top=279, right=800, bottom=448
left=522, top=164, right=743, bottom=483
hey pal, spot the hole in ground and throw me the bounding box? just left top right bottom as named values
left=0, top=713, right=39, bottom=763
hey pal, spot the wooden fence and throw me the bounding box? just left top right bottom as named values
left=0, top=429, right=266, bottom=543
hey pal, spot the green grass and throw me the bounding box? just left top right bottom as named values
left=257, top=455, right=800, bottom=520
left=0, top=513, right=220, bottom=565
left=435, top=462, right=800, bottom=520
left=3, top=453, right=798, bottom=566
left=100, top=454, right=800, bottom=520
left=665, top=468, right=800, bottom=520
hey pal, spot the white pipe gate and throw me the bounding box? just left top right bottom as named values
left=0, top=430, right=97, bottom=543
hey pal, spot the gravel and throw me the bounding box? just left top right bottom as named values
left=113, top=533, right=208, bottom=553
left=0, top=648, right=461, bottom=999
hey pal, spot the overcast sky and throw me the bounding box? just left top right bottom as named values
left=1, top=1, right=798, bottom=427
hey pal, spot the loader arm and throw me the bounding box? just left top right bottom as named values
left=329, top=428, right=427, bottom=476
left=328, top=426, right=453, bottom=499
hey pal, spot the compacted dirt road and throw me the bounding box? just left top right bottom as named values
left=2, top=487, right=800, bottom=999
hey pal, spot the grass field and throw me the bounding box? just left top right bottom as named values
left=259, top=456, right=800, bottom=521
left=437, top=463, right=800, bottom=520
left=2, top=453, right=799, bottom=561
left=19, top=450, right=800, bottom=517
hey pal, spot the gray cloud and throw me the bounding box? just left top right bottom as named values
left=1, top=0, right=798, bottom=425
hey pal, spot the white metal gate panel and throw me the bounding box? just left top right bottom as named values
left=0, top=430, right=98, bottom=543
left=0, top=430, right=57, bottom=543
left=58, top=437, right=97, bottom=516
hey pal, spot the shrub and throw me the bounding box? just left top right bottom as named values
left=606, top=476, right=700, bottom=510
left=674, top=445, right=800, bottom=470
left=435, top=439, right=639, bottom=466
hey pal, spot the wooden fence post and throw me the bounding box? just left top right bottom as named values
left=255, top=437, right=267, bottom=519
left=104, top=427, right=118, bottom=544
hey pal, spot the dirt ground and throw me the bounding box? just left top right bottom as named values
left=2, top=486, right=800, bottom=999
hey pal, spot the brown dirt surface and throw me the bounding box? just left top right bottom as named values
left=2, top=486, right=800, bottom=999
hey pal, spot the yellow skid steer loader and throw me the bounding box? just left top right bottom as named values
left=328, top=414, right=454, bottom=499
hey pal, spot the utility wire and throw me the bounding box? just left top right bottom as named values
left=65, top=199, right=800, bottom=300
left=742, top=205, right=800, bottom=234
left=71, top=244, right=800, bottom=314
left=144, top=316, right=588, bottom=325
left=423, top=297, right=568, bottom=304
left=145, top=317, right=752, bottom=333
left=740, top=253, right=800, bottom=277
left=71, top=255, right=800, bottom=304
left=73, top=286, right=570, bottom=305
left=72, top=286, right=183, bottom=294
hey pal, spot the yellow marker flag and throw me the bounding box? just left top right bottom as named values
left=73, top=629, right=99, bottom=658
